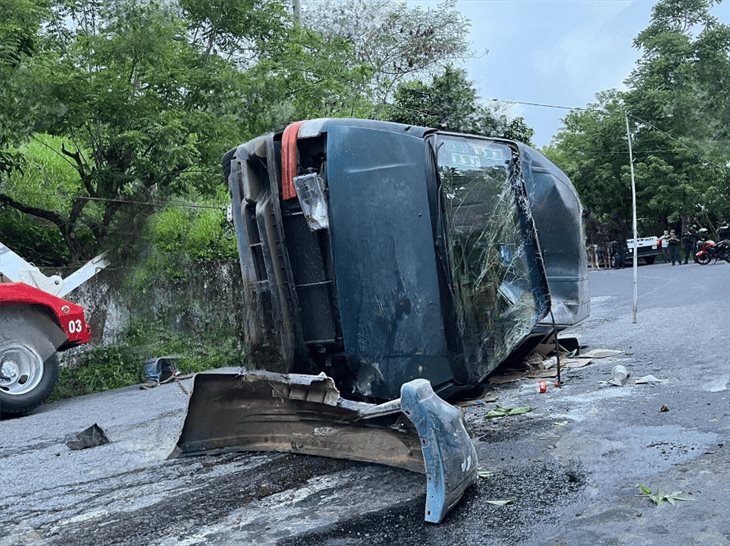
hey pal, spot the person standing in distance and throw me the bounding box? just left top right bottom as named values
left=658, top=229, right=670, bottom=263
left=681, top=226, right=697, bottom=264
left=609, top=213, right=629, bottom=269
left=667, top=229, right=681, bottom=266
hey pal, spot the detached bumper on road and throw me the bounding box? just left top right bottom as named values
left=172, top=370, right=478, bottom=523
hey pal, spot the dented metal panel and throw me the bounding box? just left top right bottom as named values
left=326, top=125, right=453, bottom=400
left=172, top=370, right=477, bottom=524
left=518, top=145, right=590, bottom=328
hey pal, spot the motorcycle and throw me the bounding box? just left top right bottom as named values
left=695, top=238, right=730, bottom=265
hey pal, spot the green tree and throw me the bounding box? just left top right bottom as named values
left=546, top=0, right=730, bottom=235
left=0, top=135, right=82, bottom=265
left=0, top=0, right=51, bottom=173
left=0, top=0, right=367, bottom=262
left=543, top=91, right=632, bottom=226
left=626, top=0, right=730, bottom=230
left=388, top=66, right=535, bottom=143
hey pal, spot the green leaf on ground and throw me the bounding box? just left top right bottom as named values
left=486, top=405, right=532, bottom=419
left=637, top=484, right=693, bottom=506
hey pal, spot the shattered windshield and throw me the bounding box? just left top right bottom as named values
left=436, top=135, right=541, bottom=366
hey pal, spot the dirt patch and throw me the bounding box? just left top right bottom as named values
left=284, top=459, right=586, bottom=546
left=45, top=453, right=349, bottom=546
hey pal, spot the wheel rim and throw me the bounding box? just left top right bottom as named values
left=0, top=341, right=45, bottom=396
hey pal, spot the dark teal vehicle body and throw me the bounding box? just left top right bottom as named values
left=224, top=119, right=588, bottom=401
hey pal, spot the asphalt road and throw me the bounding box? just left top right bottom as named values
left=2, top=261, right=729, bottom=545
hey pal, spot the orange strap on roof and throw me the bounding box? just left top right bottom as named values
left=281, top=121, right=304, bottom=200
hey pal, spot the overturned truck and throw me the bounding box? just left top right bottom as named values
left=224, top=119, right=587, bottom=399
left=175, top=119, right=588, bottom=522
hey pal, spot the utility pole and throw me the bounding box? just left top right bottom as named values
left=625, top=112, right=638, bottom=324
left=293, top=0, right=301, bottom=26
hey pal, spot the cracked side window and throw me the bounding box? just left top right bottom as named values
left=437, top=136, right=539, bottom=366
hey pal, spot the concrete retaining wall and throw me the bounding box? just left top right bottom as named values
left=62, top=260, right=245, bottom=352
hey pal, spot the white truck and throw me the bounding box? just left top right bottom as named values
left=623, top=235, right=662, bottom=265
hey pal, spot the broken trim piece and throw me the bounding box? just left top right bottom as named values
left=171, top=371, right=477, bottom=524
left=401, top=379, right=477, bottom=523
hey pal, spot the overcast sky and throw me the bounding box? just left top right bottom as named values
left=411, top=0, right=730, bottom=148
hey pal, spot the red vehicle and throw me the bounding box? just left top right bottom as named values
left=695, top=238, right=730, bottom=265
left=0, top=243, right=107, bottom=417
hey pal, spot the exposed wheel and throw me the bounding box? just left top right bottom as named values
left=643, top=256, right=656, bottom=265
left=0, top=308, right=61, bottom=418
left=696, top=253, right=711, bottom=265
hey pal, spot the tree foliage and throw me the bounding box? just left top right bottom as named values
left=545, top=0, right=730, bottom=236
left=0, top=0, right=367, bottom=261
left=388, top=66, right=535, bottom=143
left=0, top=0, right=51, bottom=173
left=0, top=0, right=517, bottom=264
left=303, top=0, right=471, bottom=104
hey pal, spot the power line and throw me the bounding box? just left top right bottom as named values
left=388, top=93, right=726, bottom=165
left=487, top=96, right=728, bottom=170
left=626, top=113, right=728, bottom=171
left=489, top=98, right=587, bottom=111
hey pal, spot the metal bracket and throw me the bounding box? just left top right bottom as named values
left=1, top=241, right=109, bottom=296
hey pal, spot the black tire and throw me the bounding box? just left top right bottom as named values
left=0, top=308, right=62, bottom=418
left=643, top=256, right=656, bottom=265
left=696, top=253, right=711, bottom=265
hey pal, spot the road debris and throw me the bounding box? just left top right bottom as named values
left=660, top=404, right=670, bottom=412
left=65, top=423, right=110, bottom=450
left=173, top=371, right=477, bottom=524
left=485, top=405, right=532, bottom=419
left=477, top=468, right=494, bottom=479
left=600, top=365, right=630, bottom=387
left=542, top=356, right=558, bottom=369
left=489, top=370, right=530, bottom=384
left=610, top=365, right=629, bottom=386
left=489, top=338, right=622, bottom=387
left=556, top=335, right=582, bottom=354
left=524, top=352, right=544, bottom=367
left=635, top=375, right=668, bottom=385
left=518, top=381, right=549, bottom=395
left=489, top=344, right=602, bottom=385
left=562, top=358, right=593, bottom=369
left=637, top=485, right=693, bottom=506
left=485, top=499, right=514, bottom=506
left=580, top=349, right=622, bottom=359
left=527, top=369, right=558, bottom=379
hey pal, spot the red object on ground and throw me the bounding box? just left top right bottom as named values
left=537, top=380, right=549, bottom=393
left=281, top=121, right=305, bottom=200
left=0, top=282, right=90, bottom=346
